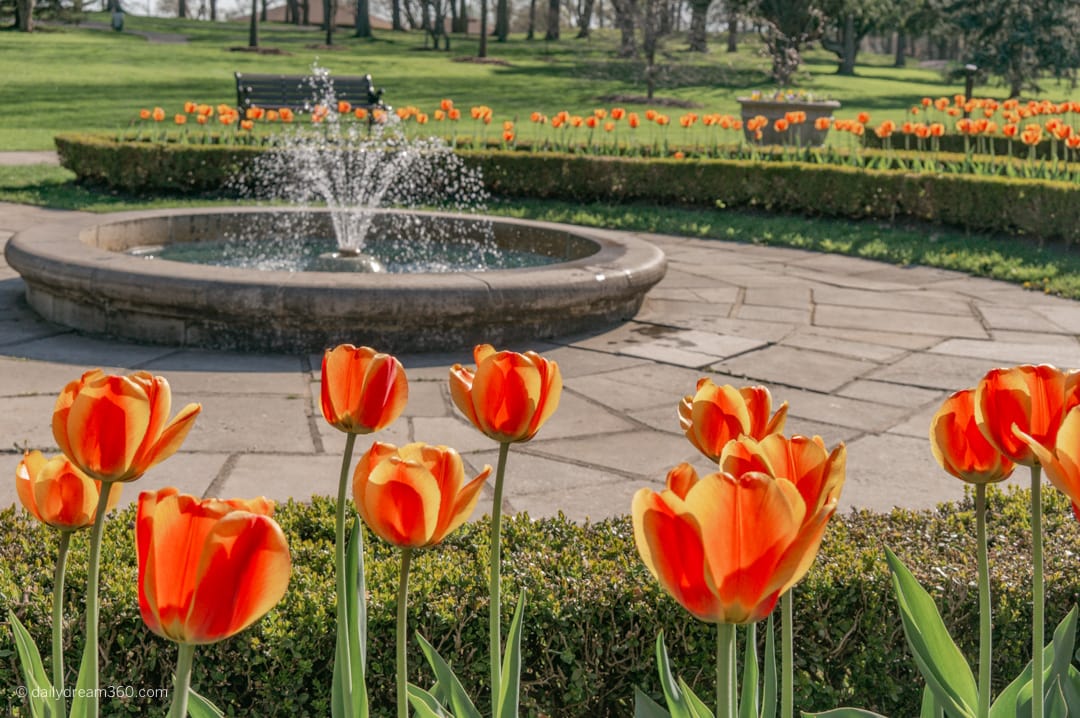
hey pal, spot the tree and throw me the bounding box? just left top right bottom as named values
left=819, top=0, right=891, bottom=75
left=479, top=0, right=488, bottom=55
left=355, top=0, right=372, bottom=36
left=947, top=0, right=1080, bottom=97
left=609, top=0, right=637, bottom=55
left=495, top=0, right=509, bottom=39
left=686, top=0, right=712, bottom=51
left=748, top=0, right=823, bottom=85
left=323, top=0, right=336, bottom=44
left=249, top=0, right=259, bottom=46
left=544, top=0, right=559, bottom=38
left=575, top=0, right=595, bottom=38
left=640, top=0, right=669, bottom=97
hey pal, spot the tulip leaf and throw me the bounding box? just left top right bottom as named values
left=634, top=687, right=672, bottom=718
left=1062, top=666, right=1080, bottom=715
left=740, top=622, right=759, bottom=718
left=919, top=686, right=942, bottom=718
left=407, top=684, right=452, bottom=718
left=187, top=688, right=225, bottom=718
left=497, top=591, right=526, bottom=718
left=885, top=548, right=977, bottom=718
left=414, top=632, right=482, bottom=718
left=801, top=710, right=888, bottom=717
left=677, top=677, right=716, bottom=718
left=1045, top=678, right=1067, bottom=718
left=761, top=614, right=777, bottom=718
left=997, top=606, right=1077, bottom=718
left=68, top=626, right=99, bottom=718
left=654, top=631, right=693, bottom=718
left=347, top=514, right=369, bottom=716
left=8, top=610, right=55, bottom=718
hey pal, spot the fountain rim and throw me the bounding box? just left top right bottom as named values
left=5, top=207, right=668, bottom=353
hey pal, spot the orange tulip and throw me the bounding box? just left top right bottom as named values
left=628, top=113, right=640, bottom=129
left=604, top=121, right=615, bottom=132
left=449, top=344, right=562, bottom=443
left=678, top=379, right=788, bottom=462
left=632, top=465, right=809, bottom=624
left=152, top=107, right=166, bottom=122
left=448, top=108, right=461, bottom=120
left=183, top=101, right=197, bottom=114
left=16, top=451, right=122, bottom=531
left=611, top=107, right=626, bottom=120
left=353, top=442, right=492, bottom=548
left=52, top=370, right=201, bottom=484
left=673, top=151, right=685, bottom=159
left=174, top=114, right=187, bottom=125
left=338, top=100, right=352, bottom=114
left=1016, top=406, right=1080, bottom=518
left=321, top=344, right=408, bottom=435
left=240, top=119, right=254, bottom=131
left=974, top=365, right=1080, bottom=466
left=136, top=487, right=290, bottom=645
left=814, top=117, right=830, bottom=130
left=856, top=111, right=870, bottom=124
left=930, top=389, right=1015, bottom=484
left=139, top=108, right=151, bottom=120
left=440, top=98, right=454, bottom=111
left=774, top=118, right=790, bottom=132
left=279, top=108, right=295, bottom=123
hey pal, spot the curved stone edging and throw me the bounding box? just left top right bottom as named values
left=5, top=207, right=667, bottom=353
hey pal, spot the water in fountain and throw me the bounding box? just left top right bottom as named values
left=142, top=66, right=513, bottom=274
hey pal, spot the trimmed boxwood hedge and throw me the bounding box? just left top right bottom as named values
left=54, top=134, right=1080, bottom=244
left=2, top=488, right=1079, bottom=717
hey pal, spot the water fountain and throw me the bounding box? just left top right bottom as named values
left=6, top=72, right=666, bottom=353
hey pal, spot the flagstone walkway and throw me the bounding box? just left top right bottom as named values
left=1, top=200, right=1077, bottom=521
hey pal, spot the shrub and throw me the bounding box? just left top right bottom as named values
left=54, top=134, right=1080, bottom=244
left=1, top=488, right=1078, bottom=717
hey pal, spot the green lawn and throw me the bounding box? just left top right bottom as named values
left=4, top=15, right=1073, bottom=150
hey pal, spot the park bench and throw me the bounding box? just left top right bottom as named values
left=234, top=72, right=388, bottom=115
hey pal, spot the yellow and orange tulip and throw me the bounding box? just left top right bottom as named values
left=449, top=344, right=562, bottom=443
left=974, top=364, right=1080, bottom=466
left=930, top=388, right=1015, bottom=484
left=320, top=344, right=409, bottom=434
left=678, top=378, right=788, bottom=462
left=1016, top=406, right=1080, bottom=519
left=136, top=487, right=291, bottom=645
left=16, top=451, right=122, bottom=531
left=52, top=369, right=201, bottom=483
left=633, top=465, right=809, bottom=624
left=353, top=441, right=492, bottom=548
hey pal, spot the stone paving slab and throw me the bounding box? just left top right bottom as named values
left=0, top=203, right=1078, bottom=520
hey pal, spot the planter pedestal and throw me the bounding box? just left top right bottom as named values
left=737, top=98, right=841, bottom=147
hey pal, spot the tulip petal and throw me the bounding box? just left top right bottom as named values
left=15, top=451, right=47, bottom=523
left=359, top=458, right=441, bottom=547
left=438, top=464, right=493, bottom=544
left=472, top=352, right=542, bottom=440
left=664, top=463, right=699, bottom=500
left=185, top=511, right=291, bottom=644
left=65, top=373, right=152, bottom=480
left=632, top=487, right=722, bottom=622
left=1016, top=407, right=1080, bottom=508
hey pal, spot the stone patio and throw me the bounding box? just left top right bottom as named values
left=1, top=201, right=1077, bottom=522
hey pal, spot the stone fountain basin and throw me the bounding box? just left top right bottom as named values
left=6, top=208, right=667, bottom=353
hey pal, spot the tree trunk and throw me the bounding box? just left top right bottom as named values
left=178, top=0, right=186, bottom=18
left=355, top=0, right=371, bottom=36
left=575, top=0, right=593, bottom=38
left=459, top=0, right=468, bottom=33
left=544, top=0, right=558, bottom=39
left=450, top=0, right=458, bottom=33
left=392, top=0, right=403, bottom=28
left=15, top=0, right=34, bottom=30
left=894, top=30, right=906, bottom=67
left=324, top=0, right=334, bottom=44
left=610, top=0, right=635, bottom=56
left=249, top=0, right=259, bottom=46
left=210, top=0, right=217, bottom=20
left=479, top=0, right=487, bottom=55
left=687, top=0, right=710, bottom=52
left=495, top=0, right=508, bottom=39
left=597, top=0, right=602, bottom=28
left=527, top=0, right=536, bottom=38
left=260, top=0, right=267, bottom=22
left=302, top=0, right=309, bottom=25
left=422, top=0, right=431, bottom=43
left=726, top=9, right=736, bottom=51
left=838, top=13, right=856, bottom=75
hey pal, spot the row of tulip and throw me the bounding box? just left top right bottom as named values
left=10, top=345, right=1080, bottom=716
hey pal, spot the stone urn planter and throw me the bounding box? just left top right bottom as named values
left=737, top=97, right=841, bottom=147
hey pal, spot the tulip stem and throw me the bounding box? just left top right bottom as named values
left=335, top=432, right=358, bottom=712
left=782, top=590, right=793, bottom=718
left=396, top=548, right=413, bottom=718
left=80, top=485, right=112, bottom=718
left=976, top=483, right=991, bottom=718
left=52, top=531, right=71, bottom=718
left=717, top=622, right=736, bottom=718
left=1032, top=465, right=1044, bottom=718
left=167, top=643, right=196, bottom=718
left=489, top=441, right=510, bottom=713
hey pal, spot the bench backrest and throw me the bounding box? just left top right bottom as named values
left=234, top=72, right=386, bottom=112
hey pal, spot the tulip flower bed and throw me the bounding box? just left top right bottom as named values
left=1, top=489, right=1078, bottom=717
left=54, top=133, right=1080, bottom=244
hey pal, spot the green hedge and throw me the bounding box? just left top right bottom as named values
left=2, top=489, right=1079, bottom=717
left=54, top=134, right=1080, bottom=244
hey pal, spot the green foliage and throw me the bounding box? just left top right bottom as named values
left=1, top=489, right=1079, bottom=717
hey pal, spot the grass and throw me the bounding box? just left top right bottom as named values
left=4, top=162, right=1079, bottom=299
left=4, top=14, right=1078, bottom=150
